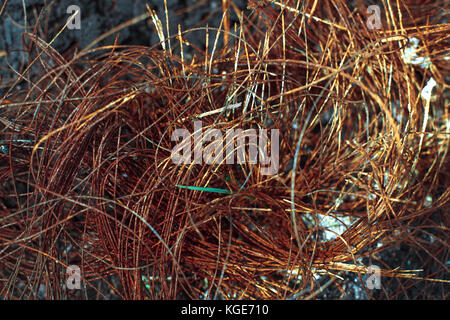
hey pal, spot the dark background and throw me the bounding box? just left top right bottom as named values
left=0, top=0, right=245, bottom=86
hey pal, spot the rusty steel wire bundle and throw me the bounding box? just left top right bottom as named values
left=0, top=0, right=449, bottom=299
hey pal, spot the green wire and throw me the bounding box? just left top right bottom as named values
left=176, top=185, right=232, bottom=194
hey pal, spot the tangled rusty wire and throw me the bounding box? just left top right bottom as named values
left=0, top=0, right=449, bottom=299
